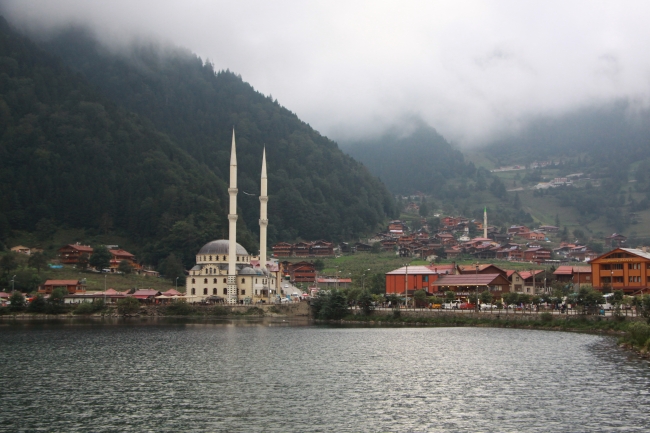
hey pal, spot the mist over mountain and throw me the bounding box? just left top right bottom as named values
left=341, top=119, right=471, bottom=195
left=0, top=19, right=397, bottom=265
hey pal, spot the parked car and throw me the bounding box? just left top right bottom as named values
left=428, top=303, right=442, bottom=309
left=442, top=302, right=459, bottom=310
left=459, top=303, right=476, bottom=310
left=480, top=303, right=496, bottom=310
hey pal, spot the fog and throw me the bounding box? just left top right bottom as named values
left=3, top=0, right=650, bottom=147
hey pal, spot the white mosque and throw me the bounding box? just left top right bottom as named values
left=185, top=130, right=277, bottom=304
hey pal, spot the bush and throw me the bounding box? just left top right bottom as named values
left=8, top=292, right=25, bottom=312
left=311, top=289, right=349, bottom=320
left=27, top=294, right=47, bottom=313
left=73, top=300, right=105, bottom=315
left=540, top=312, right=553, bottom=323
left=116, top=297, right=141, bottom=315
left=165, top=300, right=195, bottom=316
left=628, top=322, right=650, bottom=348
left=245, top=307, right=264, bottom=316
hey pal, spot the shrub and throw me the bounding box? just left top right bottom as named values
left=8, top=292, right=25, bottom=312
left=116, top=297, right=141, bottom=315
left=245, top=307, right=264, bottom=316
left=165, top=300, right=195, bottom=316
left=72, top=300, right=105, bottom=315
left=540, top=312, right=553, bottom=323
left=27, top=294, right=47, bottom=313
left=628, top=322, right=650, bottom=348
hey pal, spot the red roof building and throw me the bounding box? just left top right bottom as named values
left=58, top=244, right=94, bottom=264
left=432, top=273, right=511, bottom=297
left=39, top=280, right=87, bottom=295
left=553, top=266, right=592, bottom=286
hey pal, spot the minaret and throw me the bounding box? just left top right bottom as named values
left=483, top=206, right=488, bottom=239
left=227, top=129, right=239, bottom=303
left=259, top=147, right=268, bottom=272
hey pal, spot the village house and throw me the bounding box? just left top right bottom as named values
left=293, top=242, right=312, bottom=257
left=385, top=265, right=444, bottom=296
left=431, top=273, right=511, bottom=299
left=507, top=226, right=530, bottom=236
left=39, top=279, right=86, bottom=295
left=10, top=245, right=31, bottom=255
left=285, top=261, right=316, bottom=283
left=108, top=248, right=141, bottom=271
left=272, top=242, right=293, bottom=257
left=605, top=233, right=627, bottom=248
left=522, top=247, right=551, bottom=262
left=553, top=265, right=592, bottom=288
left=311, top=240, right=334, bottom=257
left=354, top=242, right=372, bottom=252
left=590, top=248, right=650, bottom=295
left=58, top=243, right=94, bottom=264
left=517, top=270, right=546, bottom=294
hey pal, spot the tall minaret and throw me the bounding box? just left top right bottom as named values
left=483, top=206, right=488, bottom=239
left=227, top=129, right=239, bottom=303
left=259, top=147, right=268, bottom=272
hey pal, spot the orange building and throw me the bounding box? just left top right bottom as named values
left=109, top=249, right=141, bottom=271
left=385, top=264, right=456, bottom=296
left=39, top=280, right=86, bottom=295
left=590, top=248, right=650, bottom=295
left=58, top=243, right=93, bottom=264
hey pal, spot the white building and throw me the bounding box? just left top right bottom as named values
left=185, top=130, right=276, bottom=304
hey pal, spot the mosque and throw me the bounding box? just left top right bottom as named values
left=185, top=130, right=278, bottom=304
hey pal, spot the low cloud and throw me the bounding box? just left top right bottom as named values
left=4, top=0, right=650, bottom=147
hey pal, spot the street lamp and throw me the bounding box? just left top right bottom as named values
left=404, top=263, right=409, bottom=309
left=475, top=263, right=479, bottom=313
left=11, top=275, right=16, bottom=293
left=362, top=268, right=370, bottom=290
left=104, top=274, right=107, bottom=304
left=175, top=276, right=179, bottom=291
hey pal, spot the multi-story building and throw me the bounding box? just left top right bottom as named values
left=590, top=248, right=650, bottom=295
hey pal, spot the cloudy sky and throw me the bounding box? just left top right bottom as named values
left=3, top=0, right=650, bottom=146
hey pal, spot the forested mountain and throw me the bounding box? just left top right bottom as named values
left=341, top=120, right=471, bottom=195
left=36, top=27, right=397, bottom=243
left=0, top=19, right=397, bottom=267
left=481, top=103, right=650, bottom=233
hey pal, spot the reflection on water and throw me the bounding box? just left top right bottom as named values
left=1, top=320, right=649, bottom=432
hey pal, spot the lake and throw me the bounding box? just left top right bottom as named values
left=1, top=318, right=649, bottom=432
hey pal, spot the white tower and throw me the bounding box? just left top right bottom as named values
left=227, top=129, right=239, bottom=303
left=259, top=147, right=268, bottom=272
left=483, top=206, right=488, bottom=239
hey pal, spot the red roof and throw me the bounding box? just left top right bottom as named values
left=44, top=280, right=81, bottom=286
left=132, top=289, right=161, bottom=298
left=109, top=249, right=135, bottom=258
left=553, top=266, right=591, bottom=275
left=61, top=244, right=93, bottom=252
left=0, top=292, right=10, bottom=299
left=432, top=274, right=507, bottom=286
left=162, top=289, right=182, bottom=296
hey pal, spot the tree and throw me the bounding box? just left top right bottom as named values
left=118, top=260, right=133, bottom=275
left=555, top=213, right=560, bottom=227
left=77, top=253, right=90, bottom=271
left=35, top=218, right=57, bottom=241
left=28, top=252, right=48, bottom=273
left=89, top=246, right=111, bottom=271
left=313, top=259, right=325, bottom=272
left=8, top=292, right=25, bottom=311
left=479, top=291, right=493, bottom=305
left=413, top=289, right=427, bottom=307
left=445, top=291, right=456, bottom=303
left=159, top=253, right=185, bottom=283
left=371, top=242, right=382, bottom=254
left=513, top=192, right=521, bottom=209
left=419, top=198, right=429, bottom=217
left=0, top=252, right=18, bottom=275
left=356, top=290, right=374, bottom=315
left=561, top=226, right=569, bottom=242
left=12, top=267, right=43, bottom=292
left=311, top=289, right=349, bottom=320
left=117, top=297, right=141, bottom=315
left=49, top=287, right=68, bottom=305
left=27, top=294, right=47, bottom=313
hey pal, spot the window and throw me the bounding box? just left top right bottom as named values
left=586, top=276, right=590, bottom=281
left=209, top=256, right=212, bottom=261
left=515, top=277, right=520, bottom=282
left=213, top=288, right=217, bottom=295
left=612, top=264, right=623, bottom=270
left=256, top=278, right=258, bottom=284
left=601, top=264, right=611, bottom=270
left=192, top=278, right=195, bottom=284
left=203, top=288, right=208, bottom=295
left=191, top=288, right=195, bottom=295
left=629, top=276, right=641, bottom=283
left=602, top=277, right=612, bottom=283
left=423, top=276, right=429, bottom=282
left=223, top=256, right=226, bottom=261
left=241, top=278, right=245, bottom=283
left=241, top=290, right=245, bottom=295
left=204, top=278, right=208, bottom=284
left=223, top=278, right=227, bottom=283
left=223, top=288, right=227, bottom=295
left=614, top=276, right=624, bottom=283
left=213, top=278, right=217, bottom=284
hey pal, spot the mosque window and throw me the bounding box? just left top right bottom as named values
left=192, top=278, right=195, bottom=284
left=203, top=288, right=208, bottom=295
left=256, top=278, right=258, bottom=283
left=223, top=288, right=227, bottom=295
left=191, top=288, right=195, bottom=295
left=213, top=278, right=217, bottom=284
left=204, top=278, right=208, bottom=284
left=241, top=290, right=245, bottom=295
left=223, top=278, right=227, bottom=283
left=209, top=256, right=212, bottom=261
left=223, top=256, right=226, bottom=261
left=241, top=278, right=245, bottom=283
left=213, top=288, right=217, bottom=295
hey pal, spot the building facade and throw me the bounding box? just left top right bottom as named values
left=590, top=248, right=650, bottom=295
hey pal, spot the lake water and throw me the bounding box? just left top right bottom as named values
left=1, top=318, right=649, bottom=432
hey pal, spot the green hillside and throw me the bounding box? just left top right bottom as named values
left=0, top=19, right=398, bottom=270
left=37, top=27, right=397, bottom=243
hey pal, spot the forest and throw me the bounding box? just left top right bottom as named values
left=0, top=18, right=397, bottom=268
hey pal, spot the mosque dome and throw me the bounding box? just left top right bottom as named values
left=198, top=239, right=249, bottom=256
left=238, top=267, right=261, bottom=275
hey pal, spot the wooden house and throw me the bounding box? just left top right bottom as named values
left=311, top=240, right=334, bottom=257
left=288, top=261, right=316, bottom=283
left=39, top=279, right=86, bottom=295
left=272, top=242, right=293, bottom=257
left=58, top=244, right=94, bottom=264
left=590, top=248, right=650, bottom=294
left=293, top=242, right=312, bottom=257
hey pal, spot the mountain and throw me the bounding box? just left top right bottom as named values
left=341, top=120, right=472, bottom=196
left=36, top=27, right=397, bottom=243
left=0, top=19, right=397, bottom=266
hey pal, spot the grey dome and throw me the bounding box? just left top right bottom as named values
left=198, top=240, right=248, bottom=256
left=239, top=267, right=260, bottom=275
